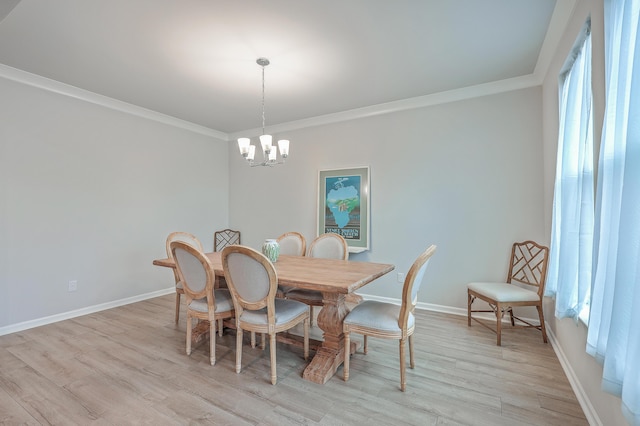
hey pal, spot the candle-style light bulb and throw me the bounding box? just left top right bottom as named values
left=278, top=140, right=289, bottom=158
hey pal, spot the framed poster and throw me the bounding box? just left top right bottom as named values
left=317, top=166, right=370, bottom=253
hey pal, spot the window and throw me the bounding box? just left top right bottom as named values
left=546, top=1, right=640, bottom=421
left=545, top=19, right=594, bottom=324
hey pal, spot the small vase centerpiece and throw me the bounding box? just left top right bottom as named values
left=262, top=239, right=280, bottom=263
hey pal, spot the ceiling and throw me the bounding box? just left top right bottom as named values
left=0, top=0, right=566, bottom=137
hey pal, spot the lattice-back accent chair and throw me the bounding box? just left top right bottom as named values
left=221, top=245, right=309, bottom=385
left=467, top=240, right=549, bottom=346
left=170, top=241, right=235, bottom=366
left=213, top=228, right=241, bottom=292
left=166, top=232, right=204, bottom=324
left=343, top=245, right=436, bottom=391
left=285, top=233, right=349, bottom=324
left=214, top=229, right=241, bottom=252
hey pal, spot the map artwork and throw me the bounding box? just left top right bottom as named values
left=324, top=175, right=361, bottom=240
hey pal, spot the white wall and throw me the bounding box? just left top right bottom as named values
left=0, top=75, right=229, bottom=329
left=541, top=0, right=627, bottom=424
left=229, top=87, right=546, bottom=311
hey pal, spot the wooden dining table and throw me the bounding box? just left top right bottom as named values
left=153, top=252, right=394, bottom=384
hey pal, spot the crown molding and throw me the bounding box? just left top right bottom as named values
left=2, top=55, right=550, bottom=144
left=0, top=63, right=228, bottom=140
left=534, top=0, right=578, bottom=82
left=229, top=74, right=540, bottom=140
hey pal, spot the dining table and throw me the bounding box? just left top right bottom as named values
left=153, top=252, right=394, bottom=384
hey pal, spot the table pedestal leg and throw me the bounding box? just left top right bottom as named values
left=302, top=292, right=354, bottom=384
left=191, top=320, right=210, bottom=346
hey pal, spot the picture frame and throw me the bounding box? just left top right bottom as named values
left=317, top=166, right=370, bottom=253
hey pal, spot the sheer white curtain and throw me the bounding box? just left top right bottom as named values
left=587, top=0, right=640, bottom=424
left=545, top=23, right=594, bottom=320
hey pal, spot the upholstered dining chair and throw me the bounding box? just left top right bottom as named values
left=343, top=245, right=436, bottom=391
left=166, top=232, right=204, bottom=324
left=467, top=240, right=549, bottom=346
left=276, top=231, right=306, bottom=256
left=285, top=233, right=349, bottom=325
left=170, top=241, right=235, bottom=366
left=222, top=245, right=310, bottom=385
left=275, top=232, right=306, bottom=298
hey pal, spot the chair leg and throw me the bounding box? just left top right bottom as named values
left=303, top=317, right=309, bottom=360
left=343, top=329, right=350, bottom=381
left=467, top=291, right=472, bottom=326
left=537, top=305, right=549, bottom=343
left=496, top=304, right=503, bottom=346
left=218, top=319, right=223, bottom=337
left=399, top=338, right=406, bottom=392
left=363, top=335, right=368, bottom=354
left=175, top=292, right=181, bottom=324
left=509, top=308, right=515, bottom=326
left=186, top=316, right=192, bottom=355
left=209, top=319, right=216, bottom=366
left=269, top=333, right=277, bottom=385
left=409, top=334, right=415, bottom=369
left=236, top=327, right=243, bottom=374
left=310, top=306, right=314, bottom=326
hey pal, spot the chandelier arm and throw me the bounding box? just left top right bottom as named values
left=250, top=160, right=285, bottom=168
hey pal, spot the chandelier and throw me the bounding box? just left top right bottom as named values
left=237, top=57, right=289, bottom=167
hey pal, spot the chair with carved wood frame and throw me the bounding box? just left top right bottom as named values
left=285, top=233, right=348, bottom=325
left=276, top=231, right=306, bottom=257
left=166, top=232, right=204, bottom=324
left=275, top=232, right=306, bottom=298
left=343, top=245, right=436, bottom=391
left=171, top=241, right=235, bottom=365
left=222, top=245, right=309, bottom=385
left=467, top=240, right=549, bottom=346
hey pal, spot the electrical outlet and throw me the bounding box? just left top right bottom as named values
left=397, top=272, right=405, bottom=283
left=68, top=280, right=77, bottom=292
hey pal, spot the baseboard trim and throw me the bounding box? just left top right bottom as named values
left=0, top=287, right=175, bottom=337
left=361, top=294, right=538, bottom=323
left=547, top=327, right=602, bottom=426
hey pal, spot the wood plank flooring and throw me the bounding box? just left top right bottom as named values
left=0, top=294, right=587, bottom=425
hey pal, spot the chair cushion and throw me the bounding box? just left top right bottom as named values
left=467, top=282, right=539, bottom=302
left=188, top=289, right=234, bottom=313
left=239, top=299, right=308, bottom=326
left=344, top=300, right=414, bottom=332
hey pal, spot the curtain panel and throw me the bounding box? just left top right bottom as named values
left=587, top=0, right=640, bottom=424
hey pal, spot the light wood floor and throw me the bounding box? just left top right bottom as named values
left=0, top=294, right=587, bottom=425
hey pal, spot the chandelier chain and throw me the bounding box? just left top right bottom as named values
left=261, top=64, right=266, bottom=135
